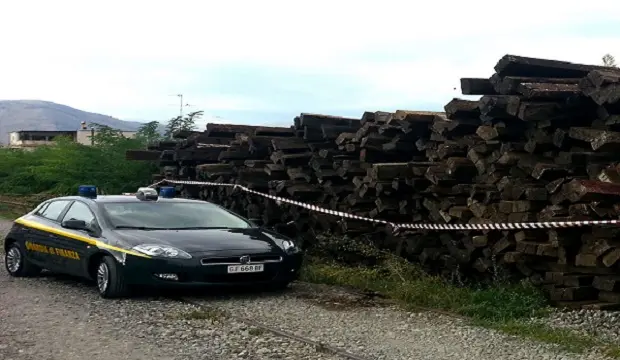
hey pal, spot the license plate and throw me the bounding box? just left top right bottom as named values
left=227, top=264, right=264, bottom=273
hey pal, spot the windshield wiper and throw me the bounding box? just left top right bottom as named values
left=114, top=226, right=164, bottom=230
left=164, top=226, right=232, bottom=230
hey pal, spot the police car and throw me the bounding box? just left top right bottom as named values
left=2, top=185, right=303, bottom=298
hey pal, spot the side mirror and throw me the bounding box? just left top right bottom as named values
left=249, top=218, right=264, bottom=227
left=61, top=219, right=88, bottom=231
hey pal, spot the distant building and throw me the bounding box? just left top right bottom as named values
left=8, top=122, right=138, bottom=150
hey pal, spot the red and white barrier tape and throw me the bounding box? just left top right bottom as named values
left=147, top=179, right=620, bottom=231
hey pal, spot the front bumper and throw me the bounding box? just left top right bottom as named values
left=120, top=252, right=303, bottom=288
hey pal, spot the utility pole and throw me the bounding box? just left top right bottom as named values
left=168, top=94, right=186, bottom=118
left=168, top=94, right=195, bottom=119
left=177, top=94, right=183, bottom=118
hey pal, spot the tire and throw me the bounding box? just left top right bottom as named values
left=4, top=242, right=41, bottom=277
left=96, top=255, right=129, bottom=299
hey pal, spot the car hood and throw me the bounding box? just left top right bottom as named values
left=111, top=227, right=289, bottom=254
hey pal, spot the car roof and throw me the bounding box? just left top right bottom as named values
left=47, top=195, right=210, bottom=204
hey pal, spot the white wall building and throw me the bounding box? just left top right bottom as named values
left=8, top=122, right=137, bottom=150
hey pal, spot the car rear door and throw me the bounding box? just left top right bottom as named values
left=27, top=199, right=72, bottom=271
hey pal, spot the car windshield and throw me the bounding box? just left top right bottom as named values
left=101, top=201, right=253, bottom=230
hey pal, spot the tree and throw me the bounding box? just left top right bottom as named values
left=164, top=116, right=183, bottom=138
left=183, top=110, right=203, bottom=131
left=0, top=127, right=155, bottom=195
left=164, top=110, right=203, bottom=138
left=603, top=54, right=617, bottom=67
left=135, top=121, right=162, bottom=145
left=88, top=123, right=125, bottom=146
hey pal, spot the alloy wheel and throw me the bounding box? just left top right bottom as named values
left=97, top=262, right=109, bottom=293
left=6, top=247, right=22, bottom=273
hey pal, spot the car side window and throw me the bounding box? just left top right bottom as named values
left=38, top=200, right=71, bottom=221
left=62, top=201, right=96, bottom=227
left=34, top=202, right=50, bottom=215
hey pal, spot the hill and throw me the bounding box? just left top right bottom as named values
left=0, top=100, right=152, bottom=144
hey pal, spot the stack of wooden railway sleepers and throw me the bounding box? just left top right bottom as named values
left=126, top=54, right=620, bottom=309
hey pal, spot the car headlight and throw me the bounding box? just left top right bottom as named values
left=281, top=240, right=300, bottom=254
left=132, top=244, right=192, bottom=259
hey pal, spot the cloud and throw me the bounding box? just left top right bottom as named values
left=1, top=0, right=620, bottom=125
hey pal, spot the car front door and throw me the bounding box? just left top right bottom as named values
left=27, top=199, right=72, bottom=271
left=54, top=200, right=99, bottom=276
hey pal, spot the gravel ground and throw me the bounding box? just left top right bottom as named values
left=0, top=217, right=616, bottom=360
left=0, top=219, right=341, bottom=360
left=530, top=309, right=620, bottom=344
left=187, top=283, right=614, bottom=360
left=0, top=273, right=341, bottom=360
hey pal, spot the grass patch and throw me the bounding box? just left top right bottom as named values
left=300, top=256, right=619, bottom=358
left=606, top=346, right=620, bottom=359
left=492, top=321, right=620, bottom=357
left=0, top=203, right=24, bottom=220
left=493, top=321, right=598, bottom=353
left=301, top=257, right=548, bottom=323
left=0, top=194, right=47, bottom=220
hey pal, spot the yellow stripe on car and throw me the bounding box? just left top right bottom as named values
left=14, top=218, right=151, bottom=258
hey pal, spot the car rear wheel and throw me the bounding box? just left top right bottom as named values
left=4, top=242, right=41, bottom=277
left=96, top=255, right=129, bottom=299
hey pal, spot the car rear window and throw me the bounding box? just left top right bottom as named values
left=100, top=201, right=252, bottom=229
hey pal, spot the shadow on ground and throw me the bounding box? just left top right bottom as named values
left=9, top=269, right=391, bottom=311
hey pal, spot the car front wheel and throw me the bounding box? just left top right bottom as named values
left=4, top=242, right=41, bottom=277
left=96, top=255, right=129, bottom=299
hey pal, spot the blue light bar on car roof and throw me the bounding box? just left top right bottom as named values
left=78, top=185, right=97, bottom=198
left=159, top=186, right=175, bottom=198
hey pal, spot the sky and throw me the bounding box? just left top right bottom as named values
left=1, top=0, right=620, bottom=130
